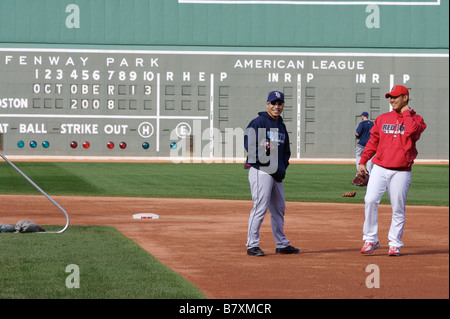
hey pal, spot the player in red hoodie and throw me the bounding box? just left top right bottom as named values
left=358, top=85, right=427, bottom=256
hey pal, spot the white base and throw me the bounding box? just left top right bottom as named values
left=132, top=213, right=160, bottom=220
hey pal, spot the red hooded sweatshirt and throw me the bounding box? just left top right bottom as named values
left=359, top=109, right=427, bottom=171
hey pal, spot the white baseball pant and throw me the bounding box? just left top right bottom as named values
left=363, top=164, right=411, bottom=248
left=246, top=167, right=290, bottom=249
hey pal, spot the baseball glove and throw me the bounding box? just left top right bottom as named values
left=352, top=173, right=369, bottom=187
left=342, top=191, right=356, bottom=197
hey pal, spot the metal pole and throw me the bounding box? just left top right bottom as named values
left=0, top=152, right=69, bottom=233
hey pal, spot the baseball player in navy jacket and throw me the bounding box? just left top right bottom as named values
left=244, top=91, right=300, bottom=256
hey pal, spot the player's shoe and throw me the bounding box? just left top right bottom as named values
left=361, top=241, right=380, bottom=254
left=388, top=246, right=400, bottom=256
left=247, top=247, right=265, bottom=256
left=275, top=245, right=300, bottom=254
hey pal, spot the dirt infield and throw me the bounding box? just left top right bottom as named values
left=1, top=194, right=448, bottom=299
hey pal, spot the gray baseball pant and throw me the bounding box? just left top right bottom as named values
left=246, top=166, right=290, bottom=249
left=356, top=143, right=373, bottom=174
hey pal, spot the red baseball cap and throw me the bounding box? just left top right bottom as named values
left=385, top=85, right=409, bottom=98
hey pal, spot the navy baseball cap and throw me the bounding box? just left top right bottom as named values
left=267, top=91, right=284, bottom=103
left=361, top=112, right=369, bottom=117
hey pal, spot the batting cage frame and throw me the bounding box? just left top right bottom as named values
left=0, top=152, right=70, bottom=234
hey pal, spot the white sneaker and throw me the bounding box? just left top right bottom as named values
left=361, top=241, right=380, bottom=254
left=388, top=246, right=400, bottom=256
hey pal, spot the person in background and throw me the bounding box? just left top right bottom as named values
left=355, top=111, right=374, bottom=175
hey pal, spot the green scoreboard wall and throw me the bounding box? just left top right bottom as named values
left=0, top=1, right=448, bottom=161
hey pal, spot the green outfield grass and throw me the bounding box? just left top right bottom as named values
left=0, top=225, right=206, bottom=299
left=0, top=162, right=448, bottom=206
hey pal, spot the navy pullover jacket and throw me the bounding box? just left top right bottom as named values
left=244, top=112, right=291, bottom=182
left=356, top=120, right=374, bottom=146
